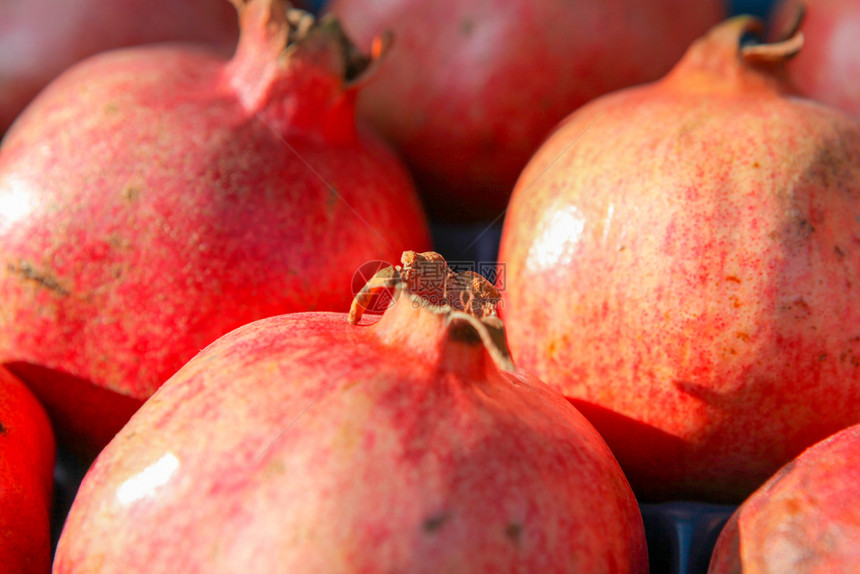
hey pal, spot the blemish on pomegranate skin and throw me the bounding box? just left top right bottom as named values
left=505, top=522, right=523, bottom=545
left=791, top=297, right=812, bottom=319
left=735, top=332, right=750, bottom=342
left=123, top=185, right=141, bottom=202
left=7, top=261, right=69, bottom=296
left=0, top=421, right=6, bottom=435
left=422, top=513, right=449, bottom=533
left=726, top=275, right=741, bottom=283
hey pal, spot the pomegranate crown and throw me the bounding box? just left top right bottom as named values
left=349, top=251, right=514, bottom=372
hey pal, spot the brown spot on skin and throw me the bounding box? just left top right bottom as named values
left=7, top=261, right=69, bottom=296
left=460, top=19, right=475, bottom=35
left=792, top=298, right=812, bottom=318
left=0, top=421, right=6, bottom=435
left=122, top=184, right=141, bottom=202
left=505, top=523, right=523, bottom=545
left=422, top=513, right=449, bottom=533
left=752, top=161, right=761, bottom=168
left=726, top=275, right=741, bottom=283
left=835, top=245, right=846, bottom=259
left=736, top=332, right=750, bottom=342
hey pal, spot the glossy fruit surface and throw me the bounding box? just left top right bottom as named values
left=0, top=0, right=239, bottom=134
left=499, top=16, right=860, bottom=502
left=54, top=252, right=647, bottom=573
left=0, top=366, right=55, bottom=574
left=709, top=424, right=860, bottom=573
left=0, top=0, right=430, bottom=455
left=328, top=0, right=726, bottom=221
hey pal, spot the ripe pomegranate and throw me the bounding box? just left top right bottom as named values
left=499, top=15, right=860, bottom=503
left=327, top=0, right=726, bottom=221
left=0, top=0, right=430, bottom=457
left=709, top=424, right=860, bottom=573
left=0, top=366, right=55, bottom=574
left=53, top=251, right=648, bottom=573
left=0, top=0, right=239, bottom=135
left=771, top=0, right=860, bottom=116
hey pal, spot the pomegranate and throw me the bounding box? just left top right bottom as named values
left=0, top=0, right=430, bottom=457
left=53, top=251, right=648, bottom=573
left=327, top=0, right=726, bottom=221
left=498, top=15, right=860, bottom=503
left=0, top=0, right=239, bottom=135
left=709, top=424, right=860, bottom=573
left=771, top=0, right=860, bottom=116
left=0, top=366, right=55, bottom=574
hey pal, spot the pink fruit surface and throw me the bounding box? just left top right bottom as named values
left=0, top=0, right=430, bottom=456
left=53, top=252, right=647, bottom=573
left=0, top=0, right=239, bottom=134
left=0, top=366, right=55, bottom=574
left=709, top=424, right=860, bottom=573
left=499, top=15, right=860, bottom=502
left=771, top=0, right=860, bottom=116
left=327, top=0, right=726, bottom=221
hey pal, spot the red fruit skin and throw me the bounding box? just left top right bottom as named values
left=772, top=0, right=860, bottom=116
left=709, top=424, right=860, bottom=573
left=53, top=298, right=647, bottom=572
left=0, top=0, right=239, bottom=135
left=0, top=2, right=431, bottom=456
left=498, top=17, right=860, bottom=502
left=0, top=366, right=55, bottom=574
left=327, top=0, right=726, bottom=221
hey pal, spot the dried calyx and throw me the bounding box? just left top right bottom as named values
left=283, top=9, right=392, bottom=84
left=739, top=9, right=804, bottom=65
left=229, top=0, right=391, bottom=90
left=349, top=251, right=514, bottom=372
left=349, top=251, right=501, bottom=323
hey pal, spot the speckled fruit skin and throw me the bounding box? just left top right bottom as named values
left=0, top=0, right=430, bottom=456
left=0, top=366, right=55, bottom=574
left=709, top=424, right=860, bottom=573
left=0, top=0, right=239, bottom=135
left=771, top=0, right=860, bottom=116
left=498, top=16, right=860, bottom=503
left=327, top=0, right=726, bottom=221
left=53, top=255, right=647, bottom=574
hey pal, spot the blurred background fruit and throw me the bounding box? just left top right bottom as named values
left=0, top=0, right=240, bottom=135
left=326, top=0, right=727, bottom=222
left=0, top=366, right=55, bottom=574
left=0, top=0, right=430, bottom=458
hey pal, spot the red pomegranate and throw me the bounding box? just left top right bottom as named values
left=709, top=424, right=860, bottom=573
left=327, top=0, right=726, bottom=221
left=0, top=0, right=430, bottom=456
left=498, top=15, right=860, bottom=503
left=0, top=0, right=239, bottom=135
left=771, top=0, right=860, bottom=116
left=53, top=251, right=648, bottom=573
left=0, top=366, right=55, bottom=574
